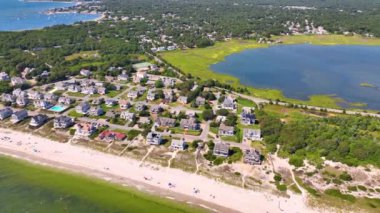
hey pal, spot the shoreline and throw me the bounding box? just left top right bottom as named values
left=5, top=0, right=104, bottom=32
left=23, top=0, right=77, bottom=3
left=0, top=147, right=227, bottom=213
left=160, top=35, right=380, bottom=111
left=0, top=128, right=317, bottom=213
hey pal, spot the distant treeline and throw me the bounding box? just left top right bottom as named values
left=103, top=0, right=380, bottom=39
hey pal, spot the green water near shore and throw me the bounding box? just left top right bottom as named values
left=0, top=156, right=204, bottom=213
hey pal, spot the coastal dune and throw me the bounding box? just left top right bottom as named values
left=0, top=129, right=317, bottom=213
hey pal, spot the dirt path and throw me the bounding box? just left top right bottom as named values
left=139, top=146, right=155, bottom=166
left=194, top=148, right=203, bottom=174
left=104, top=142, right=114, bottom=152
left=272, top=145, right=308, bottom=201
left=67, top=135, right=78, bottom=144
left=241, top=174, right=246, bottom=188
left=119, top=141, right=134, bottom=156
left=167, top=150, right=179, bottom=168
left=290, top=166, right=308, bottom=201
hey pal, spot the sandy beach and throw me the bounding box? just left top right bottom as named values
left=0, top=128, right=318, bottom=213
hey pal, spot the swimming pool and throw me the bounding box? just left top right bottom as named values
left=48, top=105, right=68, bottom=113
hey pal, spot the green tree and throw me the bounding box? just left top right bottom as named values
left=202, top=109, right=215, bottom=121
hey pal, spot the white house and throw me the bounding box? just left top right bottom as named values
left=147, top=132, right=163, bottom=145
left=0, top=72, right=10, bottom=81
left=243, top=129, right=261, bottom=141
left=170, top=138, right=186, bottom=150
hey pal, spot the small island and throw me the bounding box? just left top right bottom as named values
left=360, top=82, right=377, bottom=88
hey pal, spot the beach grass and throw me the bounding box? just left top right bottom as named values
left=0, top=156, right=207, bottom=213
left=160, top=35, right=380, bottom=109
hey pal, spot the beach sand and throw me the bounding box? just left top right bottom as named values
left=0, top=128, right=319, bottom=213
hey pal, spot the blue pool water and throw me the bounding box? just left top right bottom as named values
left=49, top=105, right=67, bottom=112
left=211, top=44, right=380, bottom=110
left=0, top=0, right=100, bottom=31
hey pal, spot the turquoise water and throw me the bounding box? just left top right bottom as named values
left=211, top=45, right=380, bottom=109
left=49, top=105, right=67, bottom=112
left=0, top=0, right=100, bottom=31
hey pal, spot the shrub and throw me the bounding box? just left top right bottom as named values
left=228, top=147, right=243, bottom=162
left=347, top=186, right=358, bottom=192
left=339, top=172, right=353, bottom=181
left=276, top=184, right=287, bottom=192
left=127, top=130, right=141, bottom=140
left=202, top=109, right=215, bottom=121
left=332, top=178, right=343, bottom=185
left=69, top=129, right=76, bottom=135
left=155, top=79, right=164, bottom=88
left=213, top=157, right=224, bottom=165
left=274, top=174, right=282, bottom=182
left=210, top=121, right=219, bottom=128
left=358, top=185, right=367, bottom=191
left=191, top=140, right=200, bottom=149
left=289, top=156, right=304, bottom=167
left=203, top=152, right=216, bottom=161
left=324, top=189, right=356, bottom=203
left=216, top=109, right=229, bottom=116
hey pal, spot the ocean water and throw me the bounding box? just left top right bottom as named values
left=0, top=156, right=200, bottom=213
left=211, top=44, right=380, bottom=109
left=0, top=0, right=100, bottom=31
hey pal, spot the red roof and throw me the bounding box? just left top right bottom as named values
left=98, top=130, right=126, bottom=141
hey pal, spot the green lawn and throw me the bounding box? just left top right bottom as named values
left=237, top=97, right=257, bottom=113
left=0, top=156, right=205, bottom=213
left=53, top=90, right=65, bottom=96
left=170, top=127, right=201, bottom=136
left=100, top=103, right=120, bottom=111
left=109, top=118, right=127, bottom=126
left=210, top=127, right=218, bottom=134
left=237, top=97, right=257, bottom=108
left=161, top=35, right=380, bottom=109
left=25, top=104, right=37, bottom=111
left=68, top=110, right=84, bottom=118
left=66, top=92, right=87, bottom=97
left=106, top=90, right=123, bottom=98
left=65, top=50, right=100, bottom=61
left=136, top=91, right=148, bottom=101
left=221, top=135, right=240, bottom=143
left=89, top=94, right=101, bottom=98
left=250, top=141, right=267, bottom=155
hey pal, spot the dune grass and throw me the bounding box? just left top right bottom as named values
left=0, top=156, right=207, bottom=213
left=160, top=35, right=380, bottom=109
